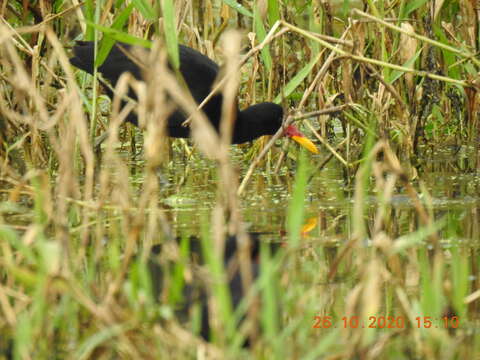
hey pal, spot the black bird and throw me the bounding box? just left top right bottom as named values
left=70, top=41, right=318, bottom=151
left=148, top=233, right=281, bottom=344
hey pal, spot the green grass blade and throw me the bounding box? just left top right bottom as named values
left=75, top=323, right=132, bottom=360
left=0, top=225, right=36, bottom=265
left=161, top=0, right=180, bottom=69
left=168, top=235, right=190, bottom=305
left=403, top=0, right=428, bottom=17
left=223, top=0, right=253, bottom=17
left=131, top=0, right=156, bottom=20
left=84, top=21, right=152, bottom=48
left=451, top=247, right=469, bottom=317
left=434, top=24, right=461, bottom=79
left=267, top=0, right=280, bottom=24
left=419, top=248, right=444, bottom=317
left=200, top=225, right=234, bottom=342
left=84, top=0, right=95, bottom=40
left=286, top=150, right=309, bottom=247
left=303, top=328, right=342, bottom=360
left=386, top=49, right=422, bottom=84
left=253, top=1, right=272, bottom=71
left=95, top=3, right=135, bottom=67
left=259, top=241, right=279, bottom=343
left=274, top=51, right=321, bottom=104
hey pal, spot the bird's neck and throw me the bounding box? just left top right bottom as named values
left=232, top=110, right=262, bottom=144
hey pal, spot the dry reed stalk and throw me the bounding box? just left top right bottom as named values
left=0, top=24, right=146, bottom=357
left=137, top=41, right=175, bottom=252
left=353, top=8, right=480, bottom=67
left=218, top=30, right=259, bottom=344
left=282, top=20, right=469, bottom=87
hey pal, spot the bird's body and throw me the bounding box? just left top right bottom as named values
left=70, top=41, right=318, bottom=152
left=70, top=41, right=284, bottom=144
left=148, top=233, right=281, bottom=343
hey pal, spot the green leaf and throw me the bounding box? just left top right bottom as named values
left=267, top=0, right=280, bottom=23
left=286, top=150, right=309, bottom=247
left=393, top=218, right=446, bottom=253
left=199, top=224, right=234, bottom=341
left=303, top=328, right=342, bottom=360
left=168, top=235, right=189, bottom=305
left=274, top=51, right=321, bottom=104
left=386, top=48, right=422, bottom=84
left=161, top=0, right=180, bottom=69
left=341, top=0, right=351, bottom=18
left=259, top=241, right=279, bottom=340
left=223, top=0, right=253, bottom=17
left=84, top=21, right=152, bottom=48
left=253, top=2, right=272, bottom=71
left=84, top=0, right=95, bottom=40
left=75, top=323, right=132, bottom=360
left=433, top=24, right=460, bottom=79
left=403, top=0, right=428, bottom=17
left=131, top=0, right=156, bottom=20
left=95, top=3, right=135, bottom=67
left=451, top=247, right=469, bottom=317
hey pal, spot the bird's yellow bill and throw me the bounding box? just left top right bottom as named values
left=291, top=135, right=319, bottom=154
left=301, top=217, right=318, bottom=235
left=284, top=125, right=319, bottom=154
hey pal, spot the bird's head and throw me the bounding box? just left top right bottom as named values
left=283, top=123, right=319, bottom=154
left=237, top=103, right=318, bottom=154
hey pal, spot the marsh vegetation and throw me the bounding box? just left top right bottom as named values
left=0, top=0, right=479, bottom=359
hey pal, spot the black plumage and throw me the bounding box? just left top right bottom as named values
left=70, top=41, right=285, bottom=144
left=148, top=233, right=281, bottom=343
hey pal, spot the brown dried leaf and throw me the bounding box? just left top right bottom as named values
left=399, top=23, right=418, bottom=95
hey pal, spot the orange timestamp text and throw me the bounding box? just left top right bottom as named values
left=313, top=316, right=460, bottom=329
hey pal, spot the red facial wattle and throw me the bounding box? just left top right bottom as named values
left=284, top=125, right=319, bottom=154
